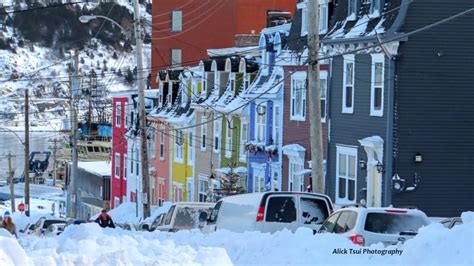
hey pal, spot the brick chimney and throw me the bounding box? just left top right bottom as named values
left=234, top=34, right=260, bottom=47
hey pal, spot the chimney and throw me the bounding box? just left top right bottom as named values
left=266, top=10, right=292, bottom=27
left=234, top=34, right=260, bottom=47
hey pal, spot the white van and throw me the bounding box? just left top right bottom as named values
left=203, top=192, right=334, bottom=233
left=156, top=202, right=215, bottom=232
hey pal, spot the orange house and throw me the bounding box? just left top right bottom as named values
left=150, top=0, right=297, bottom=88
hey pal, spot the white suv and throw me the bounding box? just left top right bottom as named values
left=318, top=205, right=430, bottom=246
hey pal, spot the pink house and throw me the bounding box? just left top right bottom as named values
left=149, top=118, right=170, bottom=204
left=111, top=95, right=128, bottom=208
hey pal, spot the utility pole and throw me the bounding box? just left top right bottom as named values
left=133, top=0, right=151, bottom=218
left=308, top=0, right=325, bottom=193
left=7, top=152, right=16, bottom=213
left=24, top=89, right=30, bottom=216
left=68, top=50, right=80, bottom=218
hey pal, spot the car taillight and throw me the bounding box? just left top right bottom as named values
left=256, top=206, right=265, bottom=222
left=385, top=209, right=407, bottom=214
left=350, top=234, right=365, bottom=246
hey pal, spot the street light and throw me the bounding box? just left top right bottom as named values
left=78, top=1, right=151, bottom=218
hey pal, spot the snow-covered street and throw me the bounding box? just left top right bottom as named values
left=1, top=212, right=473, bottom=265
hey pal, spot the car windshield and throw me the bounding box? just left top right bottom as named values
left=174, top=206, right=212, bottom=230
left=364, top=212, right=428, bottom=234
left=44, top=220, right=66, bottom=229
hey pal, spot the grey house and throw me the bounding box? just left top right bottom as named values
left=322, top=0, right=473, bottom=217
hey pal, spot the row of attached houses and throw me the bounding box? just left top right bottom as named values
left=111, top=0, right=473, bottom=218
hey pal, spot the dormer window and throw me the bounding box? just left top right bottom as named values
left=348, top=0, right=357, bottom=20
left=319, top=1, right=329, bottom=34
left=370, top=0, right=381, bottom=17
left=297, top=1, right=308, bottom=36
left=230, top=73, right=235, bottom=93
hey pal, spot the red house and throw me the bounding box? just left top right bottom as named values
left=111, top=95, right=129, bottom=208
left=150, top=0, right=297, bottom=88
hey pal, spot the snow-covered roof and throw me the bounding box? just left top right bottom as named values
left=215, top=167, right=248, bottom=175
left=241, top=66, right=284, bottom=98
left=78, top=161, right=111, bottom=177
left=207, top=46, right=260, bottom=57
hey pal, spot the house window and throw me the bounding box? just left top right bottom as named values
left=297, top=1, right=308, bottom=36
left=336, top=145, right=357, bottom=204
left=201, top=117, right=207, bottom=150
left=255, top=104, right=266, bottom=142
left=343, top=55, right=355, bottom=114
left=348, top=0, right=357, bottom=20
left=124, top=154, right=128, bottom=179
left=198, top=176, right=209, bottom=202
left=115, top=102, right=121, bottom=127
left=157, top=178, right=166, bottom=204
left=148, top=128, right=155, bottom=159
left=254, top=170, right=265, bottom=192
left=114, top=153, right=120, bottom=178
left=291, top=72, right=307, bottom=121
left=130, top=149, right=134, bottom=174
left=186, top=178, right=194, bottom=202
left=225, top=122, right=232, bottom=158
left=188, top=130, right=194, bottom=165
left=160, top=126, right=165, bottom=159
left=230, top=73, right=235, bottom=93
left=135, top=147, right=139, bottom=177
left=213, top=119, right=221, bottom=153
left=173, top=183, right=183, bottom=202
left=319, top=3, right=328, bottom=33
left=289, top=160, right=304, bottom=192
left=321, top=71, right=328, bottom=121
left=171, top=49, right=181, bottom=68
left=240, top=121, right=248, bottom=162
left=273, top=105, right=280, bottom=145
left=175, top=130, right=184, bottom=162
left=370, top=54, right=385, bottom=117
left=171, top=10, right=182, bottom=32
left=370, top=0, right=381, bottom=16
left=202, top=75, right=207, bottom=95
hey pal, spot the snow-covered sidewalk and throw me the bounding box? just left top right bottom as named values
left=1, top=212, right=473, bottom=265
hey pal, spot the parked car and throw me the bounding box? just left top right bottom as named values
left=140, top=213, right=167, bottom=232
left=203, top=192, right=334, bottom=234
left=156, top=202, right=215, bottom=232
left=318, top=205, right=430, bottom=246
left=30, top=217, right=67, bottom=236
left=440, top=217, right=463, bottom=229
left=44, top=223, right=66, bottom=236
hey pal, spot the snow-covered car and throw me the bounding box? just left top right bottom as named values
left=156, top=202, right=215, bottom=232
left=44, top=223, right=66, bottom=236
left=203, top=192, right=334, bottom=234
left=318, top=205, right=430, bottom=246
left=440, top=217, right=463, bottom=229
left=140, top=212, right=166, bottom=232
left=30, top=217, right=67, bottom=236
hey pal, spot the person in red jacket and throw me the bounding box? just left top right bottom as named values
left=95, top=209, right=115, bottom=228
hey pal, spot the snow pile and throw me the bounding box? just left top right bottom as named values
left=0, top=211, right=470, bottom=265
left=90, top=202, right=141, bottom=224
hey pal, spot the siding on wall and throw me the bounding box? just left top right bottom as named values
left=327, top=54, right=390, bottom=204
left=392, top=0, right=474, bottom=217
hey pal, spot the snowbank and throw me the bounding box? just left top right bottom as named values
left=0, top=211, right=469, bottom=265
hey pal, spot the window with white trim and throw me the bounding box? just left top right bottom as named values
left=124, top=154, right=127, bottom=179
left=198, top=176, right=209, bottom=202
left=273, top=105, right=280, bottom=145
left=319, top=2, right=328, bottom=33
left=114, top=153, right=121, bottom=178
left=255, top=104, right=266, bottom=142
left=348, top=0, right=357, bottom=20
left=130, top=149, right=134, bottom=174
left=175, top=130, right=184, bottom=162
left=230, top=73, right=235, bottom=93
left=342, top=55, right=355, bottom=114
left=320, top=71, right=328, bottom=121
left=254, top=168, right=265, bottom=192
left=171, top=49, right=182, bottom=68
left=240, top=121, right=248, bottom=162
left=171, top=10, right=182, bottom=32
left=225, top=122, right=232, bottom=158
left=291, top=72, right=307, bottom=121
left=289, top=160, right=304, bottom=192
left=135, top=147, right=139, bottom=177
left=186, top=178, right=194, bottom=202
left=188, top=130, right=194, bottom=165
left=213, top=119, right=221, bottom=153
left=115, top=102, right=121, bottom=127
left=201, top=117, right=207, bottom=150
left=173, top=183, right=183, bottom=202
left=370, top=54, right=385, bottom=117
left=297, top=1, right=308, bottom=36
left=202, top=74, right=207, bottom=96
left=148, top=128, right=155, bottom=159
left=157, top=178, right=166, bottom=204
left=370, top=0, right=381, bottom=17
left=160, top=126, right=165, bottom=159
left=336, top=145, right=357, bottom=204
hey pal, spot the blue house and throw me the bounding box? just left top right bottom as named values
left=244, top=23, right=290, bottom=192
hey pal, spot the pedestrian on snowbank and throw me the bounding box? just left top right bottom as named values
left=95, top=209, right=115, bottom=228
left=2, top=211, right=17, bottom=238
